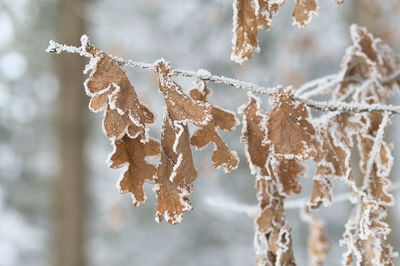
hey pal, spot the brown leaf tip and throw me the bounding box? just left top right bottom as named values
left=154, top=184, right=193, bottom=225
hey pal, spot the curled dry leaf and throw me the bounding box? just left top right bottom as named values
left=108, top=135, right=160, bottom=207
left=231, top=0, right=284, bottom=64
left=154, top=59, right=212, bottom=126
left=84, top=46, right=154, bottom=139
left=155, top=114, right=197, bottom=224
left=189, top=85, right=240, bottom=173
left=238, top=95, right=270, bottom=177
left=293, top=0, right=318, bottom=28
left=153, top=59, right=212, bottom=224
left=267, top=87, right=316, bottom=161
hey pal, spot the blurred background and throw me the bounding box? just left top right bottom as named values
left=0, top=0, right=399, bottom=265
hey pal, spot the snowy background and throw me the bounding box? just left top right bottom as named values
left=0, top=0, right=399, bottom=265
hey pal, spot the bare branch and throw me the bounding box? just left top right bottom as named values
left=46, top=37, right=400, bottom=115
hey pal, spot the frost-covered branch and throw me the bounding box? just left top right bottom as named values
left=46, top=37, right=400, bottom=115
left=205, top=181, right=400, bottom=216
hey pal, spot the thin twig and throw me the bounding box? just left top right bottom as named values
left=204, top=181, right=400, bottom=217
left=46, top=37, right=400, bottom=115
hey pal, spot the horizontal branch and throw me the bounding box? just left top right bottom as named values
left=205, top=181, right=400, bottom=217
left=46, top=36, right=400, bottom=115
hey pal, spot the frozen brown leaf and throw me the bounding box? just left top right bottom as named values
left=108, top=135, right=160, bottom=206
left=239, top=95, right=270, bottom=177
left=231, top=0, right=284, bottom=64
left=293, top=0, right=318, bottom=27
left=154, top=60, right=212, bottom=126
left=315, top=127, right=348, bottom=178
left=267, top=87, right=316, bottom=161
left=339, top=25, right=400, bottom=93
left=308, top=126, right=349, bottom=209
left=155, top=114, right=197, bottom=224
left=189, top=86, right=239, bottom=173
left=84, top=46, right=154, bottom=139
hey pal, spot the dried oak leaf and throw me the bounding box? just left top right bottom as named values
left=339, top=25, right=400, bottom=93
left=155, top=114, right=197, bottom=225
left=231, top=0, right=284, bottom=64
left=154, top=60, right=212, bottom=126
left=239, top=95, right=270, bottom=177
left=267, top=87, right=316, bottom=161
left=308, top=217, right=331, bottom=266
left=189, top=85, right=239, bottom=173
left=108, top=135, right=160, bottom=207
left=83, top=46, right=154, bottom=139
left=293, top=0, right=318, bottom=28
left=308, top=126, right=349, bottom=209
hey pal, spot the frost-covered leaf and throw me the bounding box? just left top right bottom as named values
left=154, top=60, right=212, bottom=126
left=155, top=114, right=197, bottom=224
left=293, top=0, right=318, bottom=28
left=231, top=0, right=284, bottom=64
left=339, top=25, right=400, bottom=93
left=267, top=87, right=316, bottom=161
left=190, top=85, right=239, bottom=173
left=308, top=125, right=349, bottom=209
left=84, top=46, right=154, bottom=139
left=238, top=95, right=270, bottom=177
left=108, top=135, right=160, bottom=206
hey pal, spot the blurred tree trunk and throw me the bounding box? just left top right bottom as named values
left=53, top=0, right=88, bottom=265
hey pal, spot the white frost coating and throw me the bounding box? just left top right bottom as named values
left=297, top=75, right=340, bottom=99
left=178, top=185, right=193, bottom=212
left=107, top=83, right=122, bottom=113
left=196, top=69, right=211, bottom=80
left=172, top=121, right=185, bottom=153
left=169, top=153, right=183, bottom=182
left=363, top=111, right=391, bottom=190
